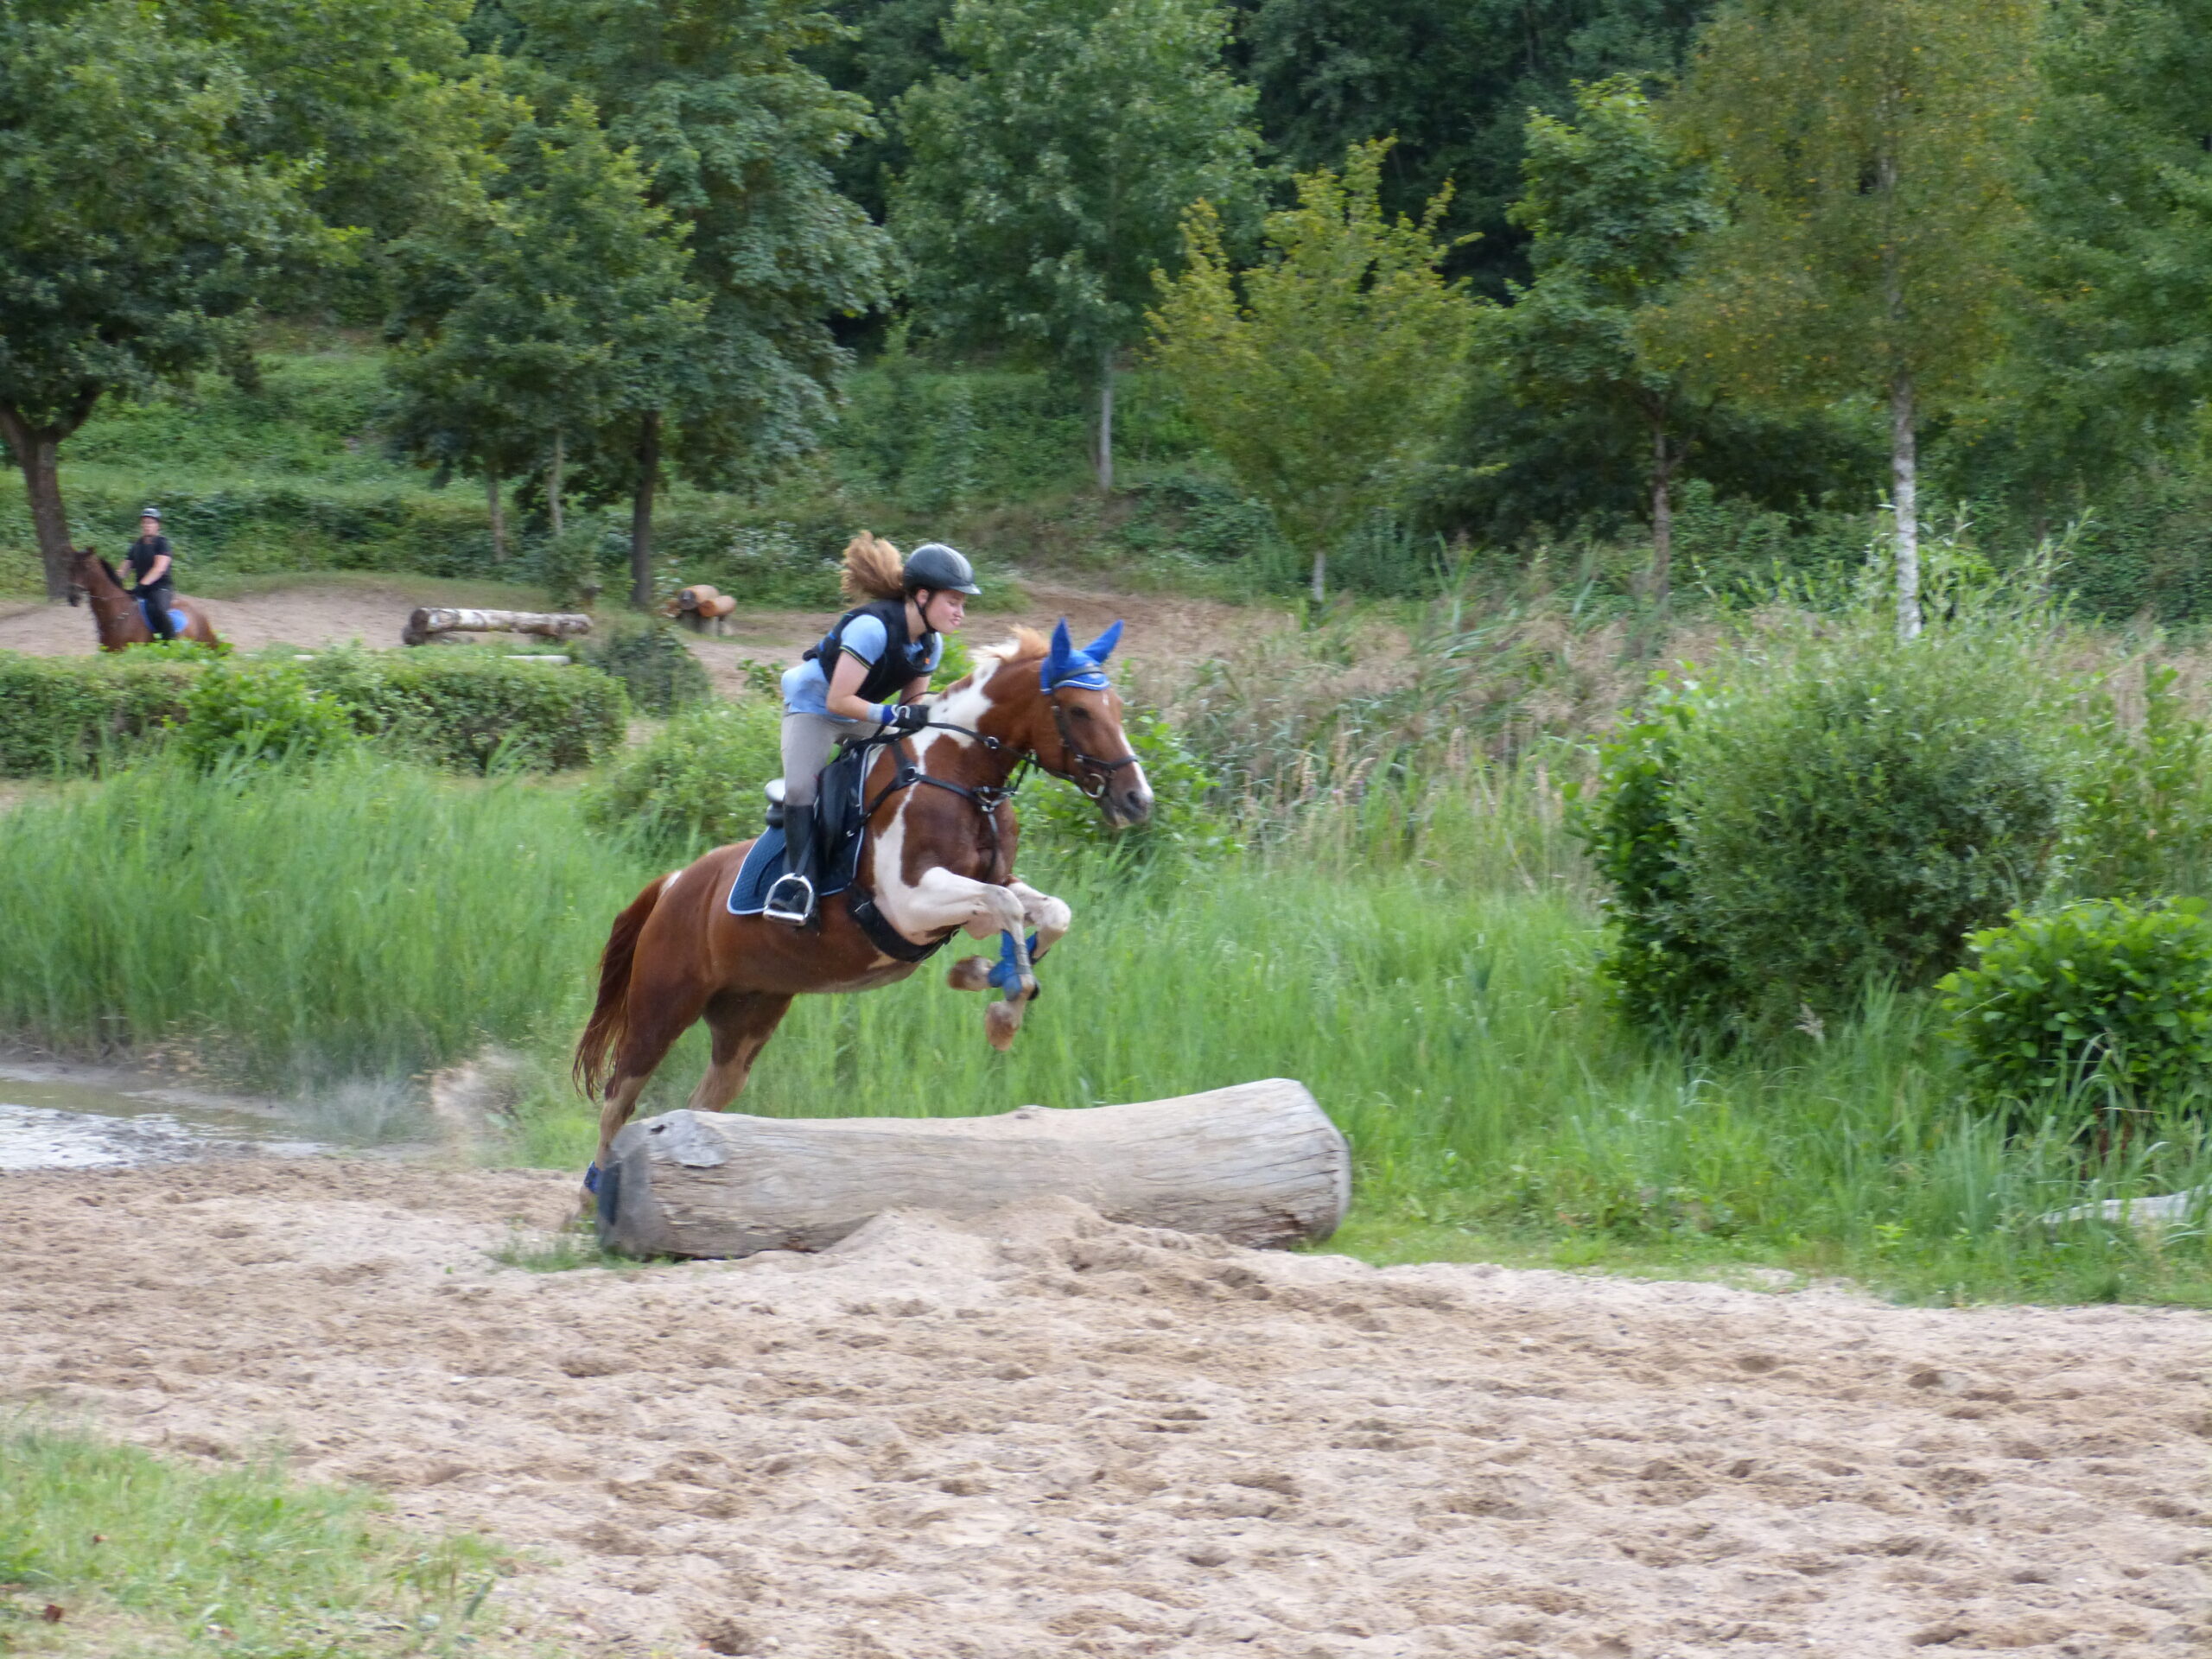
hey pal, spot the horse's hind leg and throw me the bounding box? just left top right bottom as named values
left=593, top=982, right=712, bottom=1177
left=689, top=991, right=794, bottom=1114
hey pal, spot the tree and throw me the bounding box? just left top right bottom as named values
left=1235, top=0, right=1707, bottom=291
left=0, top=2, right=310, bottom=600
left=892, top=0, right=1260, bottom=492
left=1985, top=0, right=2212, bottom=514
left=1487, top=78, right=1720, bottom=610
left=1650, top=0, right=2038, bottom=640
left=505, top=0, right=899, bottom=606
left=1148, top=140, right=1476, bottom=601
left=385, top=99, right=702, bottom=563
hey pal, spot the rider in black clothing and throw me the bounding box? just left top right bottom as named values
left=126, top=507, right=176, bottom=641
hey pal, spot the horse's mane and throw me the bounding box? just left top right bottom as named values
left=96, top=555, right=124, bottom=589
left=974, top=627, right=1048, bottom=676
left=840, top=532, right=906, bottom=603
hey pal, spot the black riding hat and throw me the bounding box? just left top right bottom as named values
left=904, top=543, right=980, bottom=595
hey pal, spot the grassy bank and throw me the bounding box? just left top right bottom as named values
left=3, top=751, right=2206, bottom=1305
left=0, top=1425, right=519, bottom=1657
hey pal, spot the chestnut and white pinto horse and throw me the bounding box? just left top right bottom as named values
left=572, top=620, right=1150, bottom=1193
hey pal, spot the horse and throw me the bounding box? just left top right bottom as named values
left=572, top=620, right=1153, bottom=1195
left=66, top=547, right=221, bottom=650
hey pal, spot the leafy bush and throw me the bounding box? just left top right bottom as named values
left=2063, top=663, right=2212, bottom=899
left=176, top=662, right=356, bottom=770
left=582, top=697, right=782, bottom=858
left=1939, top=899, right=2212, bottom=1126
left=301, top=648, right=628, bottom=771
left=1567, top=678, right=1734, bottom=1031
left=1580, top=613, right=2069, bottom=1032
left=0, top=650, right=202, bottom=775
left=575, top=621, right=711, bottom=716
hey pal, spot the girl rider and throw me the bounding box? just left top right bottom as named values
left=762, top=536, right=980, bottom=926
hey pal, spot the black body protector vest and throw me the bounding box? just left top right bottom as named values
left=803, top=599, right=936, bottom=706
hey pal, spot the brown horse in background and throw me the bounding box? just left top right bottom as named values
left=67, top=548, right=221, bottom=650
left=573, top=622, right=1151, bottom=1196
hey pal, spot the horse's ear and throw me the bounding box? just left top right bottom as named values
left=1046, top=618, right=1074, bottom=681
left=1084, top=620, right=1123, bottom=664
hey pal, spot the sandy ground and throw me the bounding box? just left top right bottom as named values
left=1, top=1160, right=2204, bottom=1658
left=0, top=580, right=1274, bottom=702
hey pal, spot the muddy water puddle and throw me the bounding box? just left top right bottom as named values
left=0, top=1064, right=339, bottom=1172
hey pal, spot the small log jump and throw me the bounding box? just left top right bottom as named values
left=402, top=607, right=594, bottom=647
left=594, top=1078, right=1350, bottom=1258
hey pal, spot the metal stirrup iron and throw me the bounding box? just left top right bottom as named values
left=761, top=870, right=815, bottom=925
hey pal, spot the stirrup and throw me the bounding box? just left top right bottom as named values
left=761, top=872, right=816, bottom=925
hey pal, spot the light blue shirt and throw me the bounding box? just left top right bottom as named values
left=781, top=613, right=944, bottom=720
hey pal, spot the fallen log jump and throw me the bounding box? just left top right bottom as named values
left=401, top=607, right=594, bottom=647
left=595, top=1078, right=1350, bottom=1258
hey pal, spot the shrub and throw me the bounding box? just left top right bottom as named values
left=1567, top=677, right=1734, bottom=1031
left=1580, top=610, right=2069, bottom=1032
left=300, top=648, right=628, bottom=772
left=576, top=622, right=711, bottom=716
left=176, top=662, right=356, bottom=770
left=2062, top=664, right=2212, bottom=899
left=1938, top=899, right=2212, bottom=1127
left=0, top=650, right=201, bottom=776
left=582, top=697, right=782, bottom=858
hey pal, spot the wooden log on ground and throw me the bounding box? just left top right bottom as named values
left=401, top=607, right=594, bottom=646
left=596, top=1079, right=1350, bottom=1259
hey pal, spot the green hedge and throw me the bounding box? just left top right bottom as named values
left=0, top=650, right=203, bottom=775
left=0, top=648, right=626, bottom=776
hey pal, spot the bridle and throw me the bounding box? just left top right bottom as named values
left=856, top=683, right=1141, bottom=837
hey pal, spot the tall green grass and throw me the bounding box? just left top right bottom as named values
left=0, top=756, right=636, bottom=1086
left=2, top=752, right=2204, bottom=1303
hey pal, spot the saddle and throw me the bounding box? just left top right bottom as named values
left=725, top=737, right=948, bottom=962
left=137, top=596, right=189, bottom=637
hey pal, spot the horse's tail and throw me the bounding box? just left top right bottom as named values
left=572, top=874, right=668, bottom=1100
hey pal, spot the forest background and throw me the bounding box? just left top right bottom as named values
left=4, top=0, right=2211, bottom=626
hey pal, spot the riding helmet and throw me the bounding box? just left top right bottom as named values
left=903, top=542, right=981, bottom=596
left=139, top=506, right=162, bottom=522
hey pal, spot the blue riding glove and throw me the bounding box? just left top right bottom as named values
left=879, top=702, right=930, bottom=732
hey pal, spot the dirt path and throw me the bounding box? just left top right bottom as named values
left=0, top=579, right=1275, bottom=706
left=3, top=1160, right=2202, bottom=1657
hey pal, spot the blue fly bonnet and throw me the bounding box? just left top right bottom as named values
left=1040, top=618, right=1122, bottom=690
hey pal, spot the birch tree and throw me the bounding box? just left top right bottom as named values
left=1649, top=0, right=2037, bottom=639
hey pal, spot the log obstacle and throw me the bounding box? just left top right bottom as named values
left=401, top=607, right=594, bottom=647
left=665, top=583, right=738, bottom=635
left=595, top=1079, right=1351, bottom=1258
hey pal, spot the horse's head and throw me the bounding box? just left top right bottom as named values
left=65, top=546, right=101, bottom=607
left=958, top=620, right=1154, bottom=828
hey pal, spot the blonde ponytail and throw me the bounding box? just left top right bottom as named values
left=840, top=532, right=906, bottom=604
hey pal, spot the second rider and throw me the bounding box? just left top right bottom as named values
left=763, top=536, right=980, bottom=925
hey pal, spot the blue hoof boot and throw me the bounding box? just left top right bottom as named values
left=582, top=1162, right=601, bottom=1195
left=987, top=931, right=1043, bottom=995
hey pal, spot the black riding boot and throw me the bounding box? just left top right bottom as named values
left=762, top=802, right=818, bottom=925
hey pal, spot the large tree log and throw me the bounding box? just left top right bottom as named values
left=596, top=1079, right=1350, bottom=1258
left=401, top=607, right=594, bottom=645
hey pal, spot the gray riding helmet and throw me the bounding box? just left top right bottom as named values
left=139, top=506, right=162, bottom=521
left=903, top=542, right=981, bottom=595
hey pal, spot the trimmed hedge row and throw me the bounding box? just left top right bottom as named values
left=0, top=648, right=627, bottom=776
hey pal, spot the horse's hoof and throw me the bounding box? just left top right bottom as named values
left=946, top=955, right=994, bottom=992
left=985, top=1001, right=1021, bottom=1052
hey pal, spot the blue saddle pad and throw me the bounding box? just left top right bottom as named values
left=726, top=821, right=868, bottom=916
left=725, top=740, right=881, bottom=916
left=137, top=598, right=188, bottom=636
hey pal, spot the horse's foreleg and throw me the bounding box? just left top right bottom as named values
left=884, top=870, right=1036, bottom=996
left=689, top=992, right=794, bottom=1113
left=1007, top=880, right=1071, bottom=961
left=588, top=984, right=709, bottom=1203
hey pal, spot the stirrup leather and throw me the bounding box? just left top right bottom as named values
left=760, top=871, right=816, bottom=925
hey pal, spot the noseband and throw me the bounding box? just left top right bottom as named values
left=1046, top=692, right=1141, bottom=801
